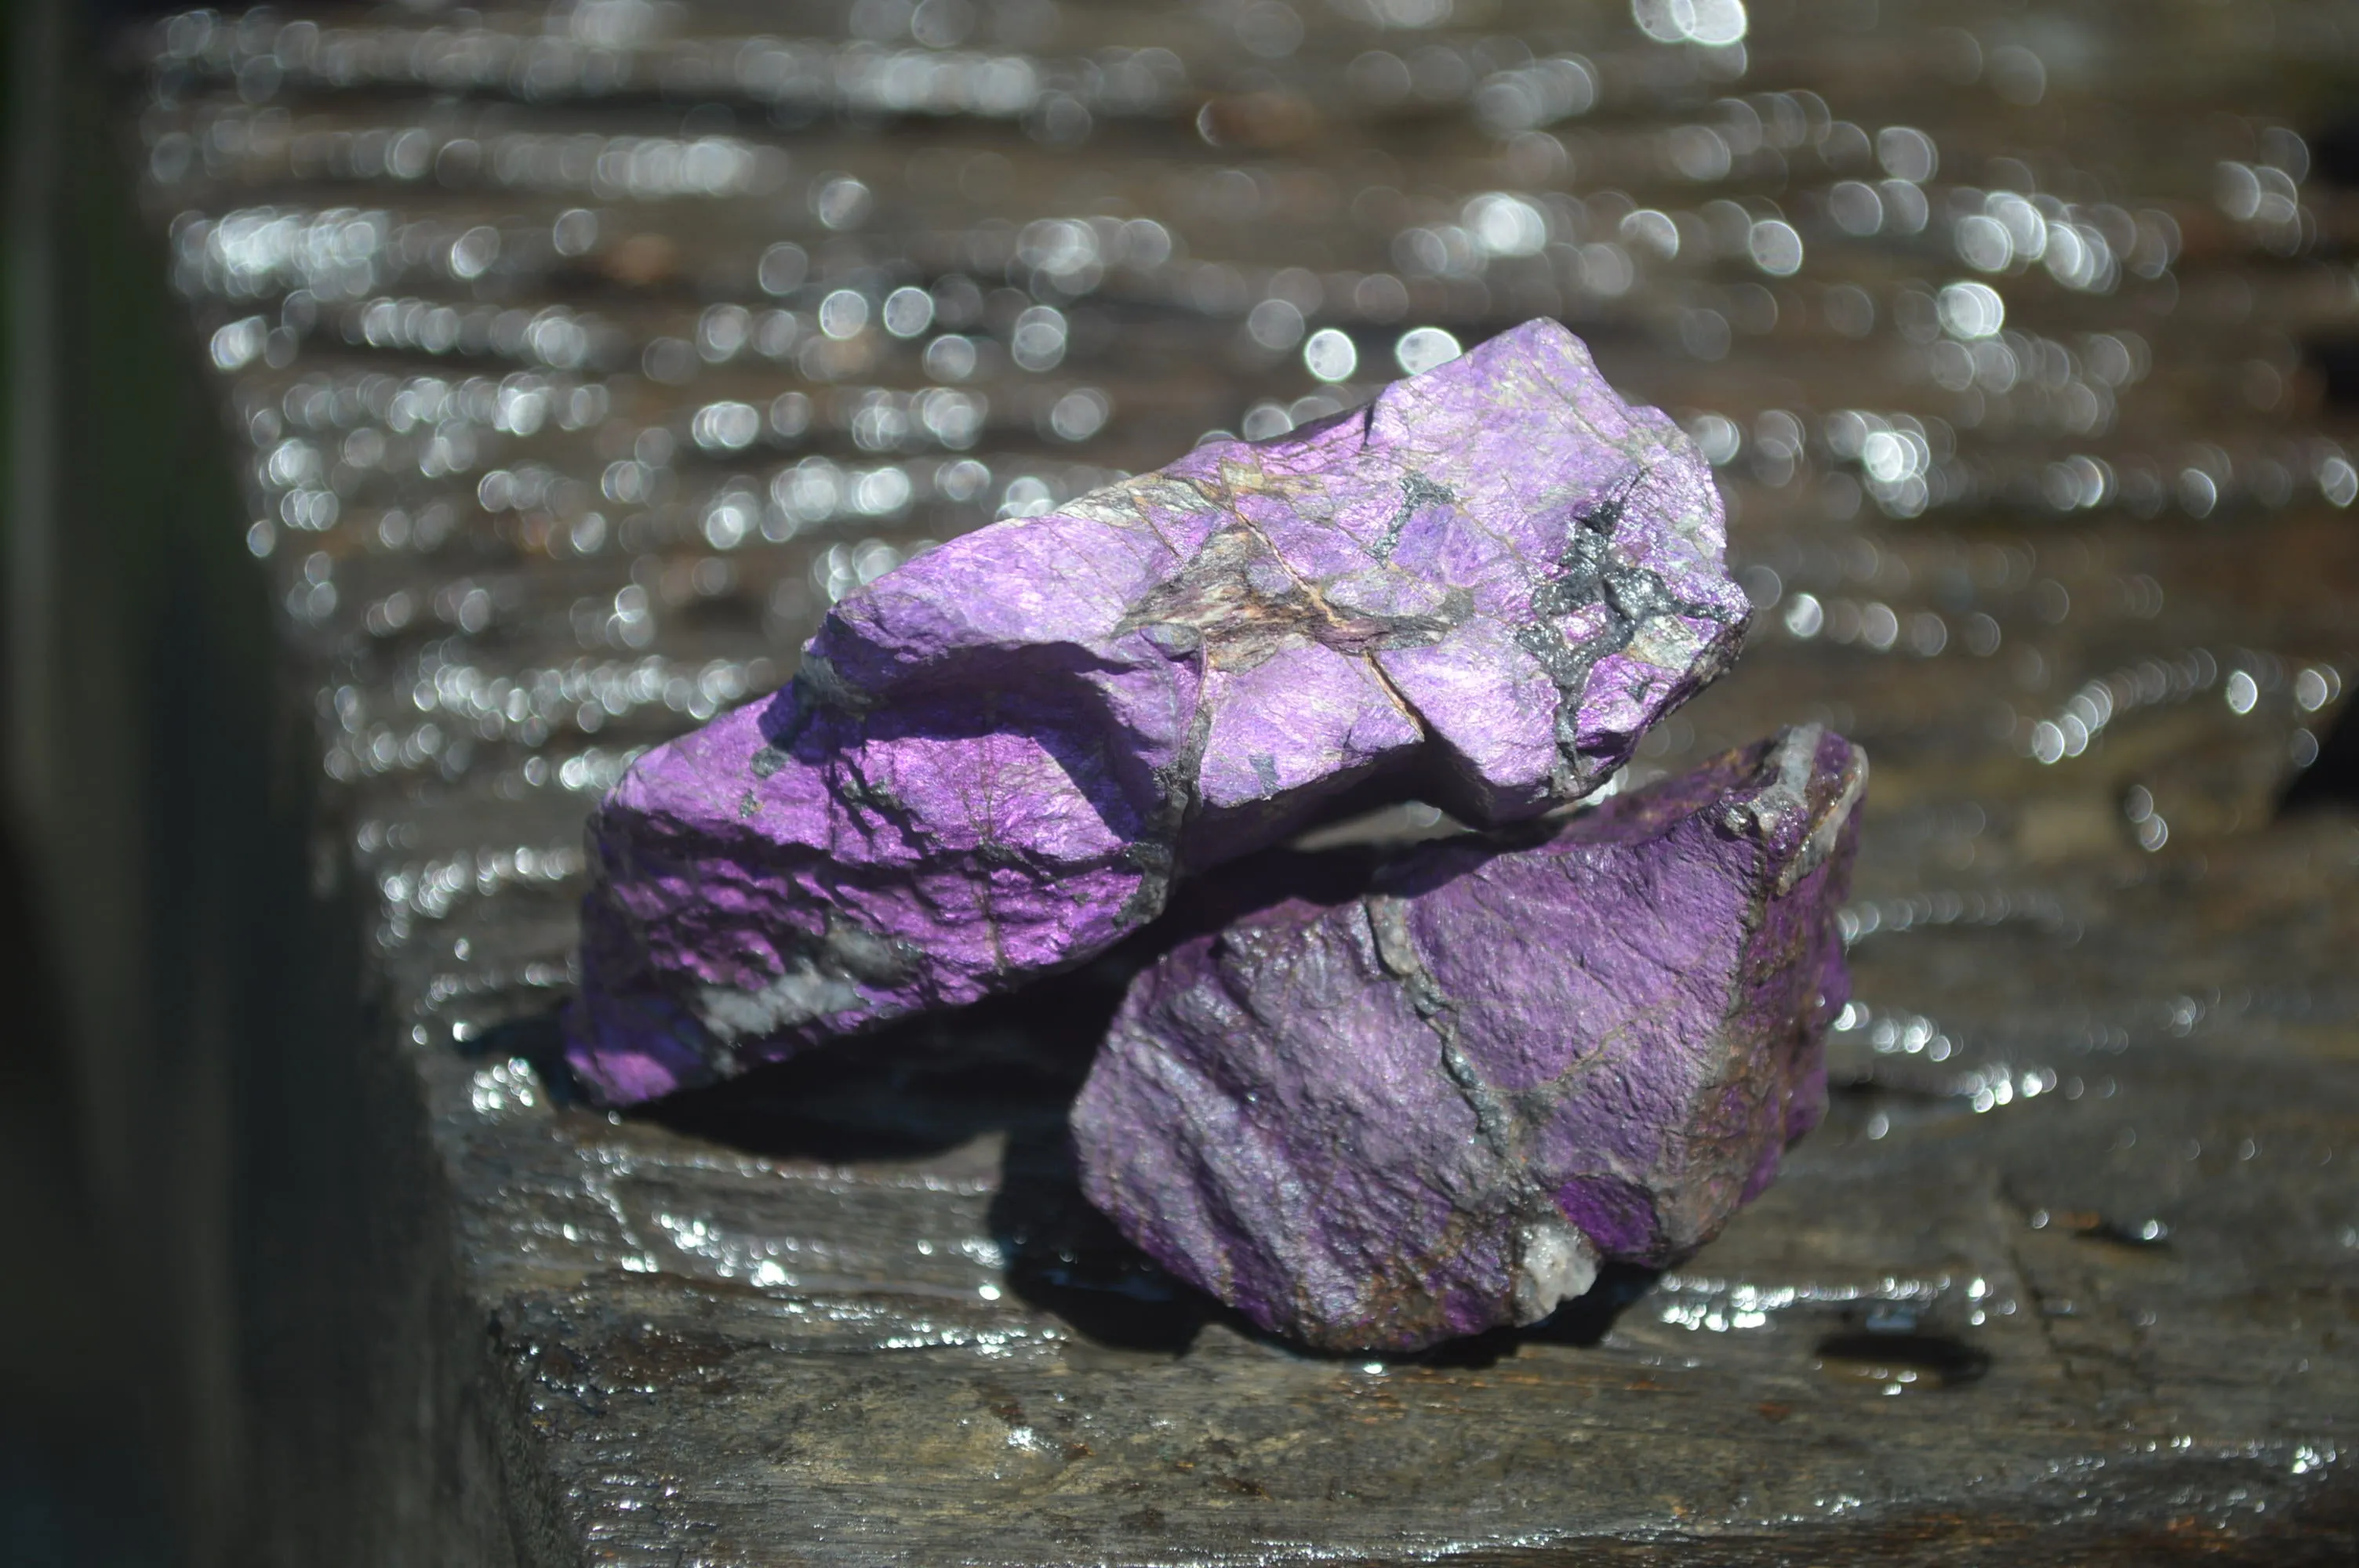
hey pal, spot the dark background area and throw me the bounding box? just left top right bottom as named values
left=2, top=0, right=161, bottom=1553
left=5, top=0, right=267, bottom=1561
left=0, top=841, right=174, bottom=1566
left=3, top=0, right=166, bottom=1554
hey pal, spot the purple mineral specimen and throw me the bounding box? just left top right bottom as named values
left=569, top=320, right=1748, bottom=1104
left=1071, top=725, right=1865, bottom=1352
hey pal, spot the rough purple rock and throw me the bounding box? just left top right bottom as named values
left=1071, top=725, right=1865, bottom=1352
left=568, top=320, right=1748, bottom=1104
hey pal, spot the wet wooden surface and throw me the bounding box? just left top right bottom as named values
left=120, top=0, right=2359, bottom=1559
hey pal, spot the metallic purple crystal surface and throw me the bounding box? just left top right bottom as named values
left=1071, top=726, right=1865, bottom=1352
left=568, top=320, right=1747, bottom=1104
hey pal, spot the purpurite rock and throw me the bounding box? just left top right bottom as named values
left=1072, top=726, right=1865, bottom=1352
left=568, top=320, right=1748, bottom=1105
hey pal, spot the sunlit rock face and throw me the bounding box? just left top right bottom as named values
left=567, top=319, right=1747, bottom=1105
left=1073, top=727, right=1864, bottom=1353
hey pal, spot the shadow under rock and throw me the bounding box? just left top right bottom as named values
left=500, top=841, right=1663, bottom=1358
left=990, top=1119, right=1217, bottom=1355
left=639, top=975, right=1114, bottom=1163
left=476, top=943, right=1129, bottom=1162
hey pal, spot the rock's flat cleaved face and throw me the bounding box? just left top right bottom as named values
left=1072, top=725, right=1866, bottom=1353
left=566, top=320, right=1750, bottom=1106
